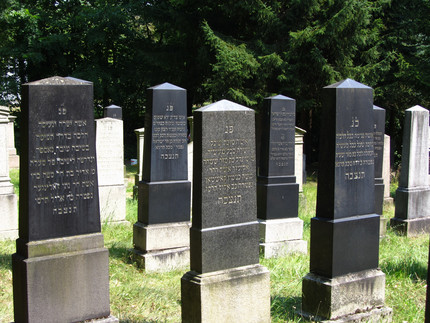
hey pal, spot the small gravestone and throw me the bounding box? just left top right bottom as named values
left=0, top=106, right=19, bottom=168
left=96, top=105, right=126, bottom=223
left=257, top=95, right=306, bottom=258
left=12, top=76, right=117, bottom=322
left=383, top=134, right=393, bottom=203
left=391, top=106, right=430, bottom=235
left=181, top=99, right=270, bottom=323
left=301, top=79, right=391, bottom=321
left=0, top=109, right=18, bottom=240
left=131, top=82, right=191, bottom=272
left=295, top=127, right=306, bottom=192
left=133, top=127, right=145, bottom=199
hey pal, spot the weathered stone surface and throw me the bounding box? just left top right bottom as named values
left=181, top=265, right=271, bottom=323
left=259, top=217, right=304, bottom=242
left=392, top=106, right=430, bottom=235
left=13, top=76, right=114, bottom=322
left=98, top=185, right=126, bottom=223
left=260, top=239, right=307, bottom=258
left=302, top=269, right=387, bottom=320
left=383, top=134, right=392, bottom=202
left=295, top=127, right=306, bottom=192
left=133, top=127, right=145, bottom=199
left=132, top=246, right=190, bottom=272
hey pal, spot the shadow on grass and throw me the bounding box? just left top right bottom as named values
left=0, top=253, right=12, bottom=270
left=271, top=295, right=307, bottom=321
left=108, top=244, right=134, bottom=264
left=381, top=259, right=428, bottom=282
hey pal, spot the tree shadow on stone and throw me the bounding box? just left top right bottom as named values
left=380, top=259, right=428, bottom=282
left=271, top=295, right=307, bottom=321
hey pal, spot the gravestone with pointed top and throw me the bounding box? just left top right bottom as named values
left=12, top=76, right=117, bottom=322
left=257, top=95, right=306, bottom=258
left=181, top=99, right=270, bottom=322
left=391, top=105, right=430, bottom=235
left=0, top=107, right=18, bottom=240
left=96, top=105, right=127, bottom=223
left=301, top=79, right=391, bottom=321
left=131, top=82, right=191, bottom=272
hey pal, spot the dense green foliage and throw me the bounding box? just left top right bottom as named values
left=1, top=0, right=429, bottom=161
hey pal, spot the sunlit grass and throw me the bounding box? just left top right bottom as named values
left=0, top=171, right=428, bottom=322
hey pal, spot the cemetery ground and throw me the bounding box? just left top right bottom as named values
left=0, top=167, right=428, bottom=322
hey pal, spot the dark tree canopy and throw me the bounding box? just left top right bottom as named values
left=1, top=0, right=429, bottom=162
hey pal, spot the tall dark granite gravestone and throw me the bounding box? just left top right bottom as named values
left=12, top=76, right=117, bottom=323
left=373, top=106, right=385, bottom=217
left=257, top=95, right=306, bottom=258
left=301, top=79, right=391, bottom=321
left=132, top=82, right=191, bottom=272
left=181, top=100, right=270, bottom=322
left=391, top=106, right=430, bottom=236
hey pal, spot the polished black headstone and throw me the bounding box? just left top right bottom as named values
left=257, top=95, right=298, bottom=219
left=373, top=105, right=386, bottom=215
left=310, top=79, right=379, bottom=278
left=191, top=100, right=259, bottom=273
left=138, top=83, right=190, bottom=225
left=103, top=104, right=122, bottom=120
left=20, top=76, right=100, bottom=241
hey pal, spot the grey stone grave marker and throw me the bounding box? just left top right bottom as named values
left=181, top=99, right=270, bottom=323
left=391, top=106, right=430, bottom=235
left=295, top=127, right=306, bottom=192
left=12, top=76, right=117, bottom=323
left=257, top=95, right=306, bottom=258
left=301, top=79, right=391, bottom=321
left=0, top=106, right=19, bottom=168
left=133, top=127, right=145, bottom=199
left=131, top=82, right=191, bottom=272
left=96, top=105, right=126, bottom=223
left=383, top=134, right=392, bottom=203
left=0, top=108, right=18, bottom=240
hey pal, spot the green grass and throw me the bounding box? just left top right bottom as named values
left=0, top=171, right=428, bottom=322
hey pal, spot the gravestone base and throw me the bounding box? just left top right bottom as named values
left=390, top=217, right=430, bottom=236
left=8, top=154, right=19, bottom=169
left=181, top=264, right=271, bottom=323
left=0, top=192, right=18, bottom=240
left=302, top=269, right=387, bottom=321
left=259, top=218, right=307, bottom=258
left=131, top=246, right=189, bottom=272
left=380, top=218, right=388, bottom=237
left=384, top=197, right=394, bottom=205
left=12, top=233, right=115, bottom=323
left=99, top=184, right=127, bottom=224
left=394, top=186, right=430, bottom=219
left=298, top=306, right=392, bottom=322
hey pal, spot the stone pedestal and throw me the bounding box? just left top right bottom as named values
left=181, top=265, right=270, bottom=323
left=7, top=115, right=19, bottom=168
left=13, top=234, right=117, bottom=323
left=302, top=269, right=389, bottom=321
left=132, top=83, right=191, bottom=271
left=259, top=218, right=307, bottom=258
left=391, top=106, right=430, bottom=236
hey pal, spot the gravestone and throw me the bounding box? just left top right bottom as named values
left=133, top=127, right=145, bottom=199
left=0, top=109, right=18, bottom=240
left=96, top=105, right=126, bottom=223
left=301, top=79, right=391, bottom=321
left=0, top=106, right=19, bottom=168
left=391, top=106, right=430, bottom=236
left=295, top=127, right=306, bottom=192
left=104, top=104, right=122, bottom=119
left=383, top=134, right=392, bottom=203
left=181, top=99, right=270, bottom=323
left=257, top=95, right=306, bottom=258
left=12, top=76, right=117, bottom=323
left=131, top=82, right=191, bottom=272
